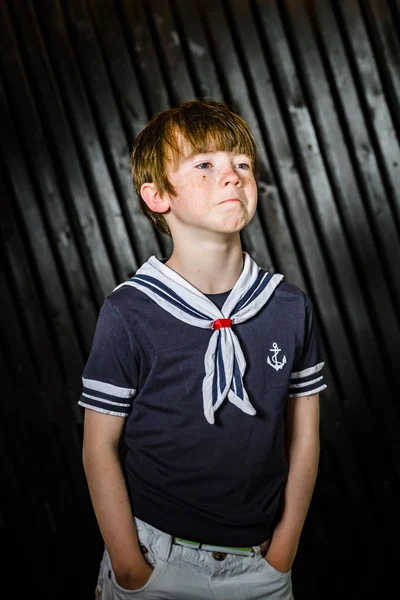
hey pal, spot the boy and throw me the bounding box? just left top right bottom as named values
left=79, top=100, right=326, bottom=599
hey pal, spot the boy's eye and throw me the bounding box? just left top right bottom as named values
left=236, top=163, right=251, bottom=170
left=196, top=162, right=212, bottom=169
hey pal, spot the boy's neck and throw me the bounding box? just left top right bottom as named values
left=164, top=238, right=244, bottom=295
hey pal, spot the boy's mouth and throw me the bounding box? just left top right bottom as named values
left=219, top=198, right=241, bottom=204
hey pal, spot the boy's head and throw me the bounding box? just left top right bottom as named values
left=130, top=100, right=257, bottom=237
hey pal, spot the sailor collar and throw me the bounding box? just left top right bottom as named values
left=114, top=252, right=283, bottom=424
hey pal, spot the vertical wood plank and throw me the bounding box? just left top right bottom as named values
left=1, top=0, right=117, bottom=301
left=30, top=0, right=138, bottom=284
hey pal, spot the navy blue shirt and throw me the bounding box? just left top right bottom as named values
left=79, top=274, right=326, bottom=546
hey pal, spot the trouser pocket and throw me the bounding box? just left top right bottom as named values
left=95, top=529, right=169, bottom=599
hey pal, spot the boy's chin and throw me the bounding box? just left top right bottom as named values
left=204, top=221, right=248, bottom=235
left=166, top=215, right=251, bottom=239
left=215, top=218, right=250, bottom=234
left=167, top=223, right=243, bottom=235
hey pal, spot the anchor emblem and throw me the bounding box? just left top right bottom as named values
left=267, top=342, right=287, bottom=372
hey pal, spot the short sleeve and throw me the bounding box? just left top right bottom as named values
left=288, top=294, right=327, bottom=398
left=78, top=297, right=138, bottom=416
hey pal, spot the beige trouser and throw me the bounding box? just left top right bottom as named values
left=95, top=517, right=293, bottom=600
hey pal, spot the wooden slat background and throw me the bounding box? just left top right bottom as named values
left=1, top=1, right=399, bottom=598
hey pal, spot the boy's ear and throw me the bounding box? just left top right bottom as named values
left=140, top=182, right=170, bottom=214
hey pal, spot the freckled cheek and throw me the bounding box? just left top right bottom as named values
left=198, top=177, right=211, bottom=189
left=249, top=184, right=258, bottom=205
left=249, top=180, right=257, bottom=193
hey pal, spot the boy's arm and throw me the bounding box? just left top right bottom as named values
left=82, top=409, right=153, bottom=590
left=265, top=392, right=320, bottom=573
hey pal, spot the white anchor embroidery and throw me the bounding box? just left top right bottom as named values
left=267, top=342, right=287, bottom=372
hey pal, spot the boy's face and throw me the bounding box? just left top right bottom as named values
left=162, top=142, right=258, bottom=238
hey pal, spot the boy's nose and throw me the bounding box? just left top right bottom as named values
left=220, top=167, right=241, bottom=186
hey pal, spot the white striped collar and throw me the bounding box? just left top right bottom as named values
left=115, top=252, right=283, bottom=424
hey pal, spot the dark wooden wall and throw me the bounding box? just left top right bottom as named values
left=1, top=1, right=399, bottom=598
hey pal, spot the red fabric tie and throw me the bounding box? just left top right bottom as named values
left=213, top=318, right=233, bottom=330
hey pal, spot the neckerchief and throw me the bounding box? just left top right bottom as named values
left=114, top=252, right=284, bottom=424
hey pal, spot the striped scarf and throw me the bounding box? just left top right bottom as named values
left=114, top=252, right=283, bottom=424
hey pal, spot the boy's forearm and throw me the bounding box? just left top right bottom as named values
left=266, top=434, right=320, bottom=572
left=83, top=445, right=144, bottom=576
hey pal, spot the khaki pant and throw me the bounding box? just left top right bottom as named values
left=95, top=517, right=294, bottom=600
